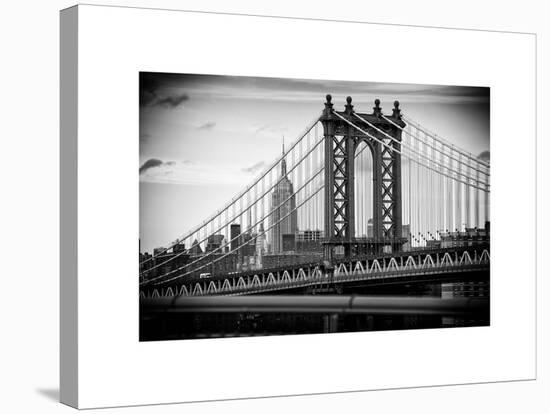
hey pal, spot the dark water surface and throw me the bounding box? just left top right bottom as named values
left=140, top=279, right=489, bottom=341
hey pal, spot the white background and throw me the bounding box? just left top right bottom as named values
left=76, top=4, right=535, bottom=409
left=1, top=0, right=548, bottom=413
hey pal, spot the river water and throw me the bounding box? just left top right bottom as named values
left=140, top=279, right=489, bottom=341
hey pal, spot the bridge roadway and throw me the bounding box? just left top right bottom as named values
left=140, top=243, right=490, bottom=298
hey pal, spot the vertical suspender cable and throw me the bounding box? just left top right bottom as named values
left=457, top=151, right=461, bottom=233
left=488, top=161, right=491, bottom=225
left=408, top=129, right=412, bottom=247
left=475, top=163, right=480, bottom=229
left=465, top=156, right=470, bottom=229
left=432, top=134, right=436, bottom=239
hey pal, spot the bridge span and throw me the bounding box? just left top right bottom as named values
left=140, top=245, right=489, bottom=298
left=139, top=92, right=491, bottom=340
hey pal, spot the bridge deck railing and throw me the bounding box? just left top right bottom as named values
left=140, top=248, right=490, bottom=299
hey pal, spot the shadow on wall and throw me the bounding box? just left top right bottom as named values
left=35, top=388, right=59, bottom=402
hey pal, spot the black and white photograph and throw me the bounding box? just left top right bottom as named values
left=139, top=72, right=491, bottom=341
left=2, top=0, right=545, bottom=410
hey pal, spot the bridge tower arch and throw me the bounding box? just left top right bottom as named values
left=321, top=95, right=407, bottom=262
left=354, top=139, right=374, bottom=242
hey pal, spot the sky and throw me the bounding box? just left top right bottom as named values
left=139, top=72, right=490, bottom=253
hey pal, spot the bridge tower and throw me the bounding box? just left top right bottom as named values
left=321, top=95, right=407, bottom=262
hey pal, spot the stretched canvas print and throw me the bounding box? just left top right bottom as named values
left=138, top=73, right=491, bottom=341
left=60, top=5, right=536, bottom=408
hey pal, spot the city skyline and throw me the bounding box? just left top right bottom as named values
left=139, top=72, right=491, bottom=341
left=269, top=153, right=298, bottom=254
left=140, top=72, right=490, bottom=253
left=141, top=153, right=322, bottom=257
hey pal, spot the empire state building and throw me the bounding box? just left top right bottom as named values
left=269, top=148, right=298, bottom=253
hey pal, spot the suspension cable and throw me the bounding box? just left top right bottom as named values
left=140, top=113, right=323, bottom=263
left=140, top=165, right=325, bottom=284
left=142, top=136, right=372, bottom=275
left=402, top=114, right=490, bottom=169
left=149, top=183, right=325, bottom=287
left=381, top=114, right=489, bottom=177
left=332, top=111, right=489, bottom=192
left=352, top=112, right=488, bottom=188
left=140, top=119, right=324, bottom=267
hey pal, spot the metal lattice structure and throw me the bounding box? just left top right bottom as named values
left=141, top=246, right=490, bottom=298
left=322, top=95, right=406, bottom=260
left=139, top=95, right=491, bottom=297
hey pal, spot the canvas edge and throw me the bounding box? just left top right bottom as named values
left=62, top=5, right=538, bottom=408
left=60, top=4, right=79, bottom=408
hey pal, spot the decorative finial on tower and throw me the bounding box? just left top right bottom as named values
left=324, top=94, right=333, bottom=116
left=373, top=98, right=382, bottom=117
left=392, top=100, right=401, bottom=119
left=344, top=96, right=354, bottom=115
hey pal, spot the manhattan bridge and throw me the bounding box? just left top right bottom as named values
left=139, top=95, right=490, bottom=337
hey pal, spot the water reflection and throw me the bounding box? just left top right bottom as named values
left=140, top=280, right=490, bottom=341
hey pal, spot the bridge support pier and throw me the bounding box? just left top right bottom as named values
left=324, top=314, right=339, bottom=333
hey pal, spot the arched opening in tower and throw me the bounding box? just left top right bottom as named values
left=354, top=141, right=373, bottom=238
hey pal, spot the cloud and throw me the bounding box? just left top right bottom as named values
left=139, top=73, right=189, bottom=109
left=139, top=158, right=164, bottom=174
left=139, top=72, right=489, bottom=115
left=140, top=160, right=262, bottom=186
left=197, top=121, right=216, bottom=130
left=254, top=124, right=289, bottom=136
left=154, top=94, right=189, bottom=108
left=242, top=161, right=266, bottom=174
left=165, top=73, right=489, bottom=105
left=139, top=159, right=193, bottom=174
left=139, top=76, right=160, bottom=107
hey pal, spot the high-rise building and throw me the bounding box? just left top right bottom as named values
left=282, top=234, right=296, bottom=252
left=253, top=222, right=267, bottom=269
left=401, top=224, right=411, bottom=251
left=173, top=243, right=186, bottom=253
left=240, top=232, right=256, bottom=257
left=367, top=218, right=374, bottom=237
left=255, top=221, right=267, bottom=257
left=242, top=209, right=257, bottom=257
left=205, top=234, right=225, bottom=253
left=153, top=247, right=165, bottom=257
left=295, top=229, right=323, bottom=253
left=269, top=147, right=298, bottom=253
left=295, top=229, right=323, bottom=242
left=188, top=239, right=203, bottom=255
left=230, top=224, right=241, bottom=252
